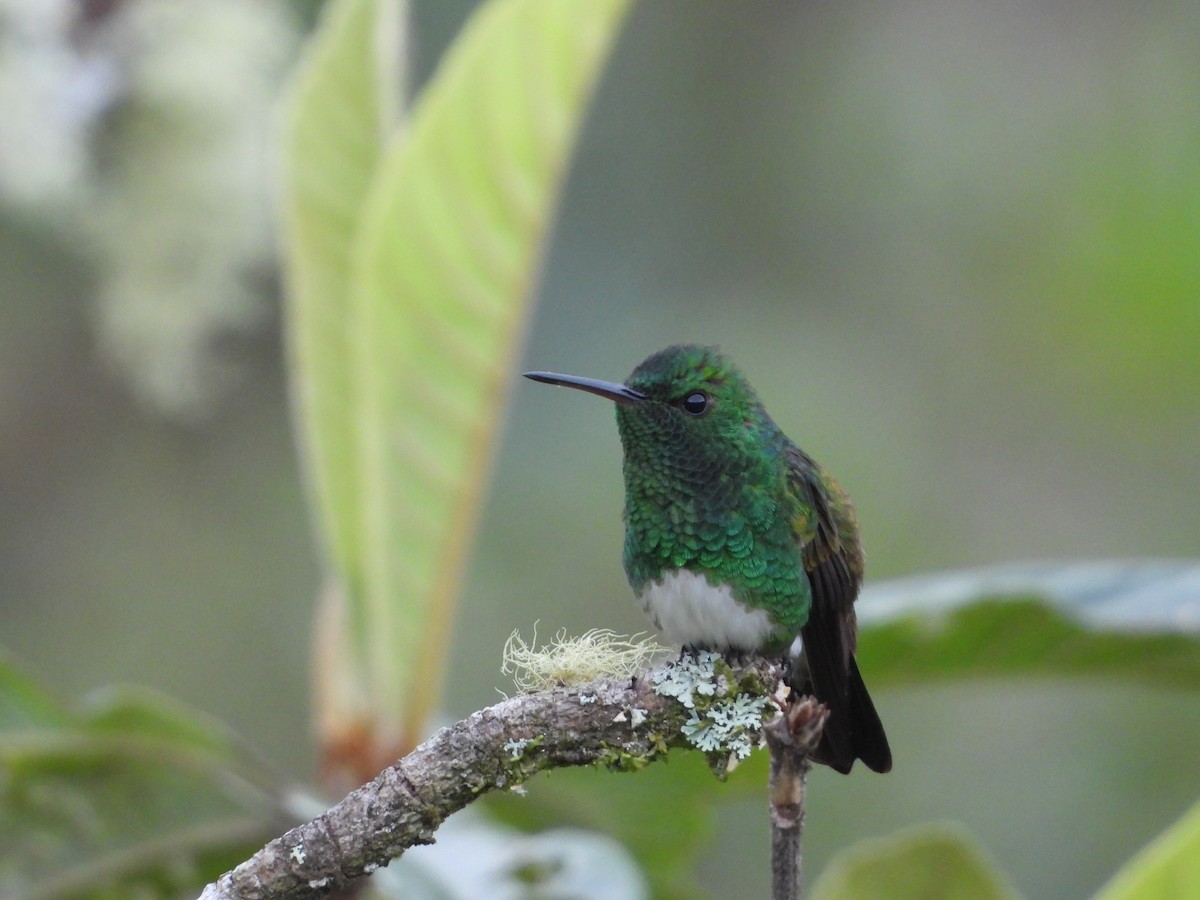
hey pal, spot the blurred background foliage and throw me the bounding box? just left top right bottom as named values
left=1, top=0, right=1199, bottom=898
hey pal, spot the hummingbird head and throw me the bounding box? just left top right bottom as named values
left=525, top=344, right=777, bottom=485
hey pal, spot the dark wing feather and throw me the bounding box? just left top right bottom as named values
left=786, top=445, right=891, bottom=774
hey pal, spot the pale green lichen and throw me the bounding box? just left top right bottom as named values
left=680, top=694, right=772, bottom=759
left=653, top=652, right=774, bottom=769
left=504, top=738, right=532, bottom=759
left=502, top=626, right=667, bottom=692
left=650, top=650, right=723, bottom=708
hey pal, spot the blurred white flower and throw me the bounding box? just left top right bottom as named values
left=0, top=0, right=104, bottom=207
left=0, top=0, right=302, bottom=422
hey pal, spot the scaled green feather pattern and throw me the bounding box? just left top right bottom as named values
left=618, top=347, right=814, bottom=645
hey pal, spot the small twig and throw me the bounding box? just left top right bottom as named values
left=763, top=696, right=829, bottom=900
left=200, top=657, right=784, bottom=900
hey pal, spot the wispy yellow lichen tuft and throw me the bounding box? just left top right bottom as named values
left=502, top=626, right=668, bottom=693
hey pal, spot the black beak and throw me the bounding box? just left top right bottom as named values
left=523, top=371, right=646, bottom=405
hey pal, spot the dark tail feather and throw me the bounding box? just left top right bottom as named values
left=792, top=649, right=892, bottom=775
left=840, top=655, right=892, bottom=773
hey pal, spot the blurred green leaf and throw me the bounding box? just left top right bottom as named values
left=811, top=823, right=1021, bottom=900
left=1094, top=797, right=1200, bottom=900
left=333, top=0, right=629, bottom=757
left=80, top=685, right=235, bottom=756
left=0, top=656, right=70, bottom=730
left=861, top=597, right=1200, bottom=688
left=0, top=655, right=281, bottom=900
left=861, top=561, right=1200, bottom=633
left=858, top=561, right=1200, bottom=687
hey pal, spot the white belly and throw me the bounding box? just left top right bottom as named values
left=637, top=569, right=777, bottom=652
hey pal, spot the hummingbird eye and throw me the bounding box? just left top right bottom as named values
left=680, top=391, right=710, bottom=416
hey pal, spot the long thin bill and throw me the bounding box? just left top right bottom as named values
left=523, top=371, right=646, bottom=404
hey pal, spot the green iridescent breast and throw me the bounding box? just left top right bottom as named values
left=617, top=403, right=813, bottom=642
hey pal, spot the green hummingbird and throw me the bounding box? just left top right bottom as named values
left=524, top=344, right=891, bottom=774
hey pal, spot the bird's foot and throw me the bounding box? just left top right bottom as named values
left=722, top=648, right=752, bottom=667
left=678, top=643, right=722, bottom=662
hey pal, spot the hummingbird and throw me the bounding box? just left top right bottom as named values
left=523, top=344, right=891, bottom=774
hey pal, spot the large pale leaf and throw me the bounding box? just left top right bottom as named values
left=861, top=559, right=1200, bottom=633
left=856, top=560, right=1200, bottom=687
left=280, top=0, right=403, bottom=586
left=811, top=823, right=1021, bottom=900
left=1094, top=796, right=1200, bottom=900
left=0, top=656, right=281, bottom=899
left=344, top=0, right=631, bottom=756
left=281, top=0, right=410, bottom=768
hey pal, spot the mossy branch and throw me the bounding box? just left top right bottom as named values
left=199, top=656, right=788, bottom=900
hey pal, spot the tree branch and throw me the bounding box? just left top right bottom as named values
left=200, top=657, right=787, bottom=900
left=764, top=697, right=829, bottom=900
